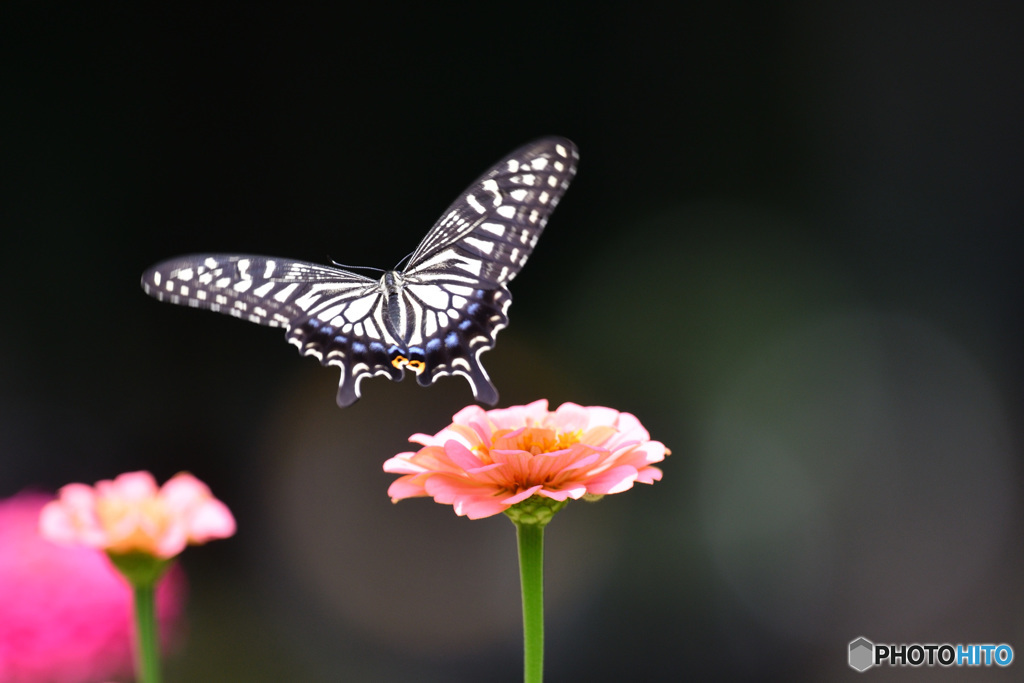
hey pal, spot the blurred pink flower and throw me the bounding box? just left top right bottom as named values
left=40, top=471, right=236, bottom=559
left=385, top=399, right=668, bottom=519
left=0, top=492, right=185, bottom=683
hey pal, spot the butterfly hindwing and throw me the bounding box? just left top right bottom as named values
left=141, top=254, right=404, bottom=406
left=390, top=278, right=509, bottom=406
left=141, top=137, right=578, bottom=407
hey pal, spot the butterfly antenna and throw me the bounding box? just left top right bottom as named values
left=394, top=250, right=415, bottom=270
left=328, top=258, right=387, bottom=275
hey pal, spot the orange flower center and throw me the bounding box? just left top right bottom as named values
left=96, top=496, right=169, bottom=554
left=490, top=427, right=582, bottom=455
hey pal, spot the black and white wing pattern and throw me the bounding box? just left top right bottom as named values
left=142, top=137, right=578, bottom=407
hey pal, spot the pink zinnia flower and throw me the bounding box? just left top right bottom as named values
left=40, top=471, right=236, bottom=559
left=0, top=492, right=185, bottom=683
left=385, top=399, right=668, bottom=519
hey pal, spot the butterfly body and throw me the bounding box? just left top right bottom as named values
left=142, top=137, right=578, bottom=407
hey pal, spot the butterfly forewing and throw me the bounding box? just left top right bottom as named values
left=141, top=255, right=375, bottom=326
left=406, top=137, right=578, bottom=286
left=141, top=137, right=578, bottom=407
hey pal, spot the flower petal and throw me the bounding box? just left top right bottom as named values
left=582, top=465, right=641, bottom=494
left=443, top=439, right=486, bottom=471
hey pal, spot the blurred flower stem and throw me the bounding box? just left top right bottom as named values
left=134, top=581, right=161, bottom=683
left=109, top=551, right=174, bottom=683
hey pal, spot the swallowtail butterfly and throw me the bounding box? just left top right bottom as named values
left=142, top=137, right=578, bottom=407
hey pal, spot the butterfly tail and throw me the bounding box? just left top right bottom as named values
left=466, top=370, right=499, bottom=406
left=333, top=358, right=406, bottom=407
left=336, top=375, right=362, bottom=408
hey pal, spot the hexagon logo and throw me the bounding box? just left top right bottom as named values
left=849, top=637, right=874, bottom=672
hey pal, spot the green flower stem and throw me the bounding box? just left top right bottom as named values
left=108, top=552, right=171, bottom=683
left=516, top=520, right=545, bottom=683
left=133, top=581, right=162, bottom=683
left=507, top=497, right=566, bottom=683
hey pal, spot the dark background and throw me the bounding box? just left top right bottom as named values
left=4, top=4, right=1023, bottom=681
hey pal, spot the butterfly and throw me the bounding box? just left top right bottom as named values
left=141, top=137, right=578, bottom=407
